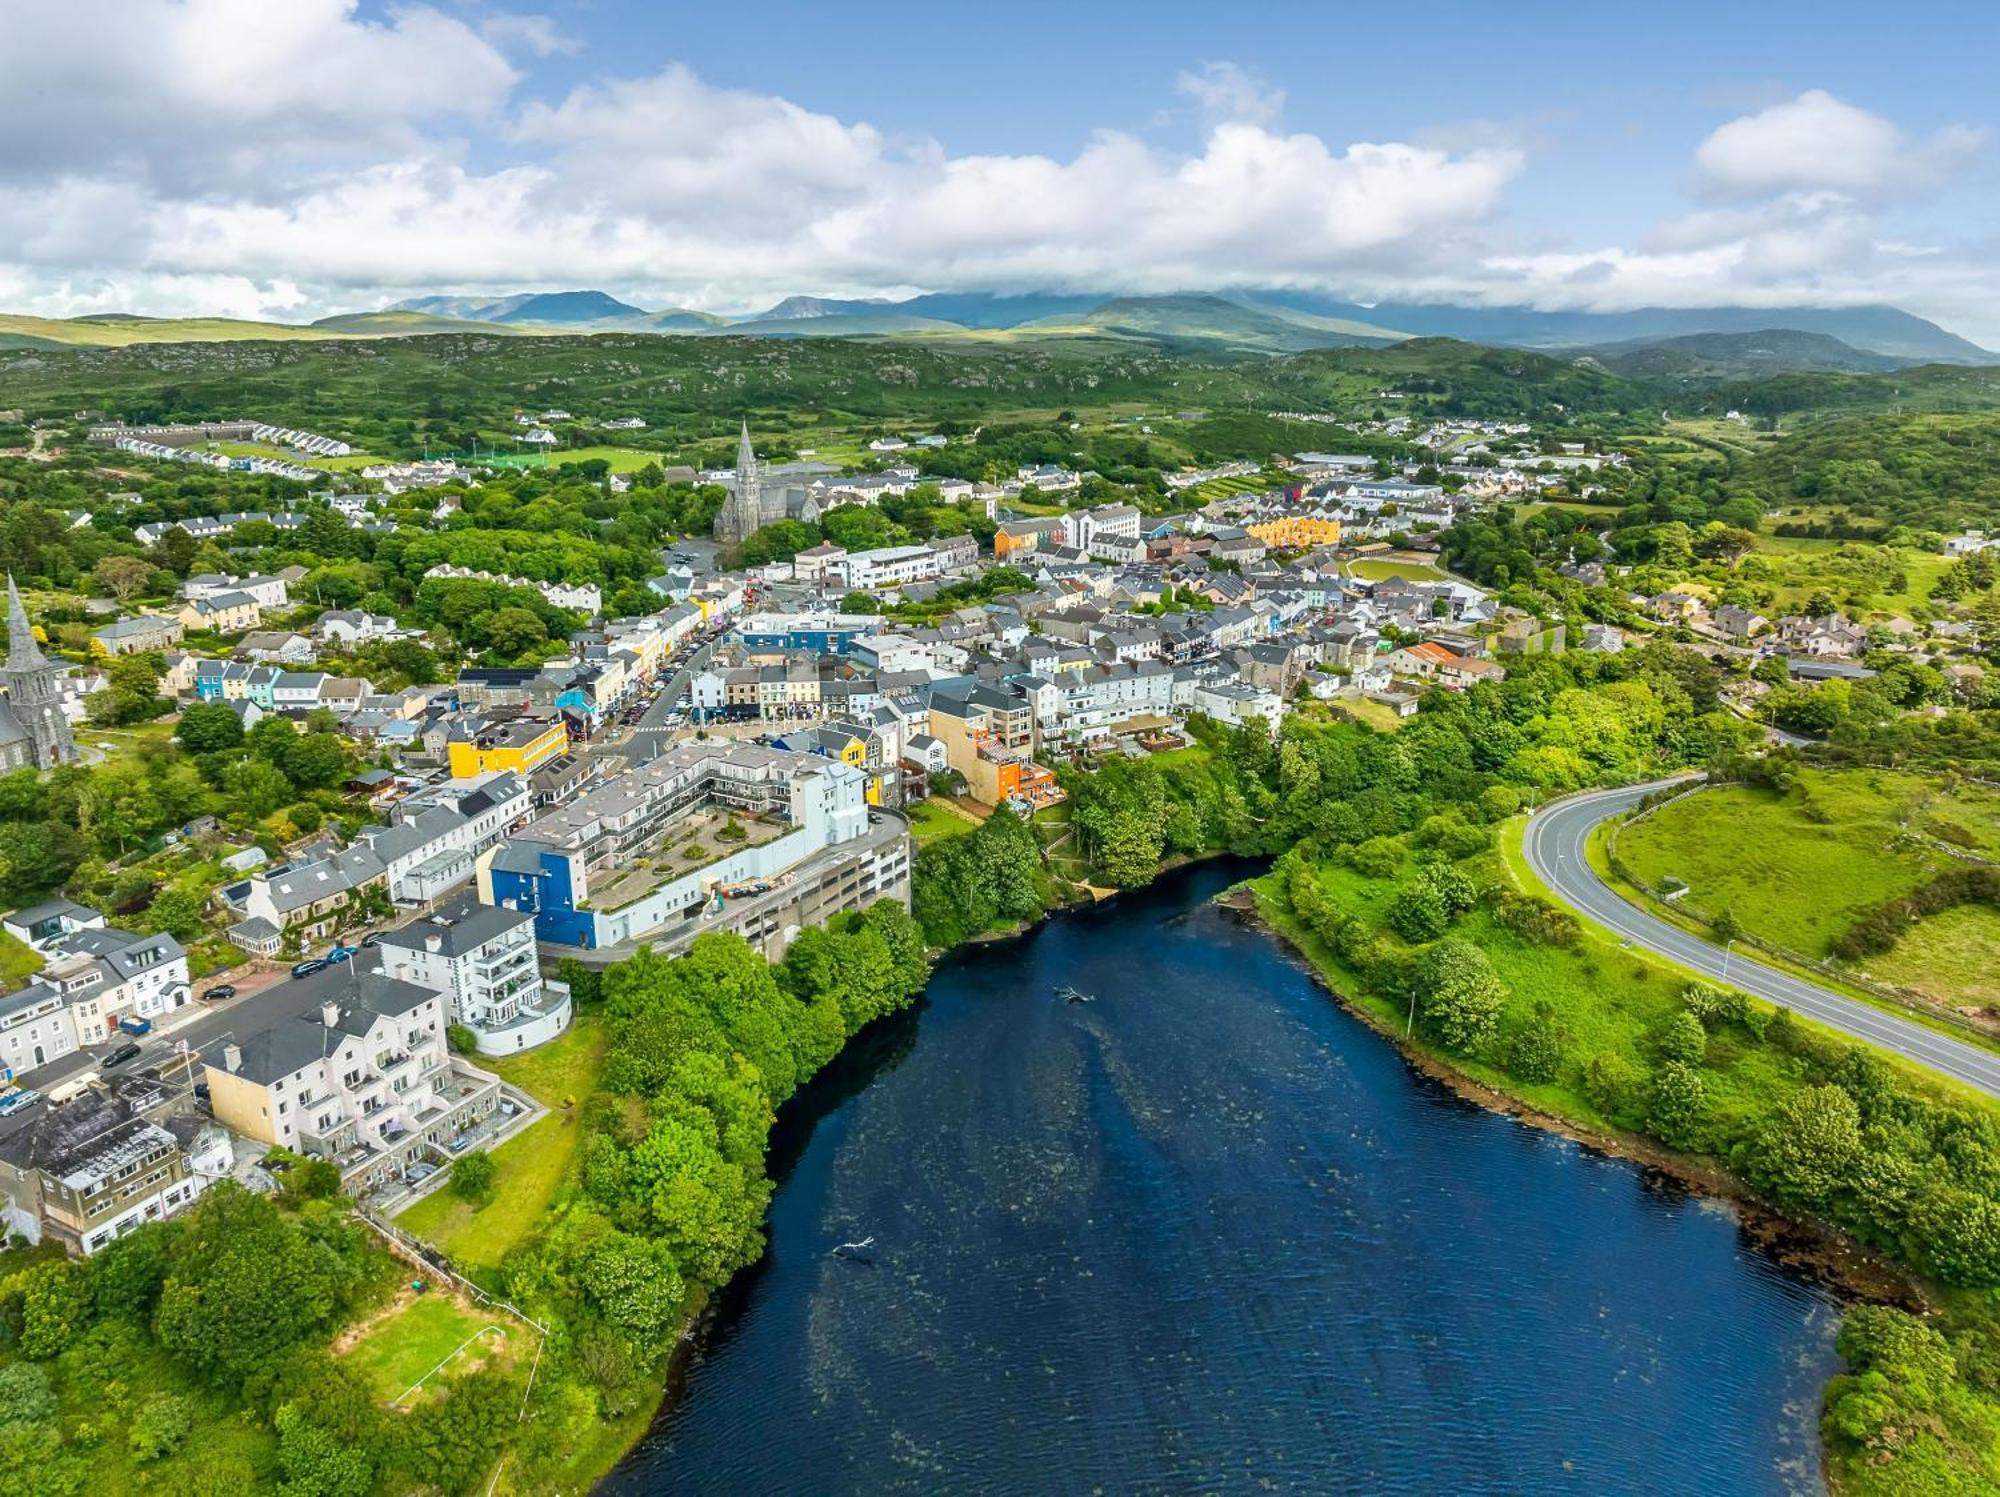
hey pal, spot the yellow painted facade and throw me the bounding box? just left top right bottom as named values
left=446, top=720, right=570, bottom=779
left=1245, top=515, right=1342, bottom=550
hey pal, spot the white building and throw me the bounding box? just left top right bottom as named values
left=374, top=898, right=570, bottom=1054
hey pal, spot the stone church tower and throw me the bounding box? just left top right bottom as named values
left=713, top=420, right=764, bottom=545
left=0, top=576, right=74, bottom=771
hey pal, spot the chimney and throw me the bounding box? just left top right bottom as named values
left=221, top=1042, right=242, bottom=1073
left=320, top=1002, right=340, bottom=1029
left=424, top=934, right=443, bottom=954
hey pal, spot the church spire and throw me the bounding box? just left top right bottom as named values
left=3, top=576, right=46, bottom=672
left=736, top=419, right=756, bottom=480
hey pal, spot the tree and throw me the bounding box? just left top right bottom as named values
left=174, top=703, right=244, bottom=754
left=1646, top=1061, right=1706, bottom=1148
left=486, top=606, right=549, bottom=658
left=220, top=757, right=293, bottom=819
left=1388, top=879, right=1449, bottom=942
left=280, top=733, right=349, bottom=790
left=452, top=1150, right=497, bottom=1204
left=1413, top=939, right=1505, bottom=1054
left=143, top=888, right=206, bottom=941
left=1752, top=1085, right=1862, bottom=1211
left=93, top=555, right=154, bottom=604
left=128, top=1394, right=194, bottom=1462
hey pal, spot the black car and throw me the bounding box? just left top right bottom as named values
left=104, top=1042, right=142, bottom=1068
left=292, top=958, right=331, bottom=979
left=201, top=984, right=237, bottom=1002
left=360, top=931, right=385, bottom=948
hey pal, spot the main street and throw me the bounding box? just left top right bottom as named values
left=617, top=635, right=717, bottom=761
left=1522, top=779, right=2000, bottom=1099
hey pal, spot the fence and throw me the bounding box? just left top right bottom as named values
left=1604, top=783, right=1999, bottom=1046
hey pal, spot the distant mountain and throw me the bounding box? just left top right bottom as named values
left=390, top=290, right=651, bottom=325
left=1580, top=329, right=1909, bottom=380
left=706, top=311, right=968, bottom=339
left=1242, top=292, right=1995, bottom=364
left=1026, top=294, right=1403, bottom=353
left=745, top=295, right=899, bottom=321
left=311, top=310, right=523, bottom=336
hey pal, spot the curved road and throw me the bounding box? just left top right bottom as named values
left=1523, top=779, right=2000, bottom=1099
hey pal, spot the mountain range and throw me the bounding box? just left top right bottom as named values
left=2, top=288, right=1991, bottom=371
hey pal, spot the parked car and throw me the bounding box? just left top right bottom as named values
left=360, top=932, right=385, bottom=949
left=201, top=984, right=237, bottom=1002
left=104, top=1042, right=142, bottom=1068
left=326, top=945, right=358, bottom=964
left=292, top=959, right=330, bottom=979
left=0, top=1088, right=40, bottom=1117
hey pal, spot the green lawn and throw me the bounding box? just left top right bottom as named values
left=1345, top=557, right=1448, bottom=582
left=342, top=1294, right=509, bottom=1403
left=904, top=798, right=978, bottom=846
left=492, top=444, right=670, bottom=473
left=0, top=929, right=43, bottom=987
left=395, top=1018, right=604, bottom=1270
left=1614, top=770, right=1952, bottom=960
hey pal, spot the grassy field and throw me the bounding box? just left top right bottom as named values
left=903, top=797, right=979, bottom=846
left=1615, top=771, right=1953, bottom=959
left=1871, top=904, right=2000, bottom=1011
left=208, top=440, right=382, bottom=472
left=1742, top=531, right=1957, bottom=618
left=341, top=1293, right=511, bottom=1404
left=396, top=1018, right=604, bottom=1271
left=1337, top=696, right=1411, bottom=733
left=1345, top=557, right=1449, bottom=583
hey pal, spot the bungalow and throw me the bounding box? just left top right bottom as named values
left=234, top=631, right=315, bottom=665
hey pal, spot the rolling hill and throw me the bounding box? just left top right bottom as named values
left=1580, top=329, right=1911, bottom=380
left=1022, top=294, right=1405, bottom=353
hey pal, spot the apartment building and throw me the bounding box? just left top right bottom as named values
left=374, top=898, right=570, bottom=1055
left=0, top=926, right=190, bottom=1077
left=204, top=964, right=502, bottom=1198
left=0, top=1079, right=232, bottom=1255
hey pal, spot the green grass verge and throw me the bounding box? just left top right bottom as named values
left=396, top=1019, right=605, bottom=1270
left=904, top=798, right=978, bottom=846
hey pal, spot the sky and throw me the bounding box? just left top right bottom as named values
left=4, top=0, right=1999, bottom=341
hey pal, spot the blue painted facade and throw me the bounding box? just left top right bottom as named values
left=738, top=622, right=871, bottom=655
left=489, top=848, right=598, bottom=949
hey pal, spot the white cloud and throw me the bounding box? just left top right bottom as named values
left=1175, top=62, right=1286, bottom=128
left=1694, top=89, right=1982, bottom=200
left=0, top=27, right=1993, bottom=345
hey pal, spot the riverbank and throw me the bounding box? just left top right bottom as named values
left=1240, top=889, right=1926, bottom=1314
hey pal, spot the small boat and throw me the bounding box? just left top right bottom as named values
left=1055, top=985, right=1094, bottom=1005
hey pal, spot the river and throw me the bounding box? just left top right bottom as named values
left=604, top=859, right=1841, bottom=1496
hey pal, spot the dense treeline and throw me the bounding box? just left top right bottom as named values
left=486, top=905, right=931, bottom=1484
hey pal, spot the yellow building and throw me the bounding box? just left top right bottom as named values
left=1245, top=515, right=1342, bottom=550
left=447, top=717, right=570, bottom=779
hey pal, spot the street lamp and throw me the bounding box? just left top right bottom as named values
left=1721, top=939, right=1734, bottom=985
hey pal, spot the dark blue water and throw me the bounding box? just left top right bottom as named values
left=606, top=860, right=1840, bottom=1496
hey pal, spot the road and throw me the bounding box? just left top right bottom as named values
left=618, top=636, right=717, bottom=761
left=1522, top=778, right=2000, bottom=1099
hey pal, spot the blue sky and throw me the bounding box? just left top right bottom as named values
left=6, top=0, right=1999, bottom=340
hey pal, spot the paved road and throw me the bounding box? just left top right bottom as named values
left=618, top=636, right=717, bottom=761
left=1523, top=778, right=2000, bottom=1099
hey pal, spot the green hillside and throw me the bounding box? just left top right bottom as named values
left=1262, top=337, right=1649, bottom=419
left=1026, top=293, right=1400, bottom=354
left=0, top=313, right=371, bottom=347
left=308, top=310, right=524, bottom=336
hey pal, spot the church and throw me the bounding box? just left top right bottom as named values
left=0, top=576, right=76, bottom=771
left=712, top=421, right=827, bottom=545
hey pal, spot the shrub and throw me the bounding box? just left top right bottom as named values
left=1646, top=1061, right=1707, bottom=1148
left=1505, top=1002, right=1565, bottom=1084
left=452, top=1150, right=497, bottom=1205
left=1583, top=1052, right=1643, bottom=1116
left=445, top=1024, right=478, bottom=1055
left=129, top=1393, right=195, bottom=1461
left=1680, top=981, right=1750, bottom=1030
left=1388, top=881, right=1449, bottom=942
left=1492, top=890, right=1579, bottom=947
left=1345, top=836, right=1404, bottom=879
left=0, top=1364, right=56, bottom=1428
left=1657, top=1011, right=1709, bottom=1067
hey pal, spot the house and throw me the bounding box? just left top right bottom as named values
left=374, top=897, right=569, bottom=1054
left=1711, top=605, right=1770, bottom=641
left=90, top=614, right=184, bottom=656
left=1645, top=590, right=1708, bottom=623
left=182, top=572, right=290, bottom=610
left=176, top=591, right=261, bottom=635
left=235, top=631, right=315, bottom=665
left=315, top=610, right=405, bottom=646
left=3, top=899, right=105, bottom=952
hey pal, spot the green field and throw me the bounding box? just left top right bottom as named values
left=341, top=1294, right=509, bottom=1403
left=903, top=798, right=978, bottom=846
left=396, top=1019, right=604, bottom=1269
left=1345, top=557, right=1449, bottom=582
left=208, top=440, right=382, bottom=473
left=1871, top=904, right=2000, bottom=1011
left=1616, top=772, right=1947, bottom=958
left=486, top=444, right=672, bottom=473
